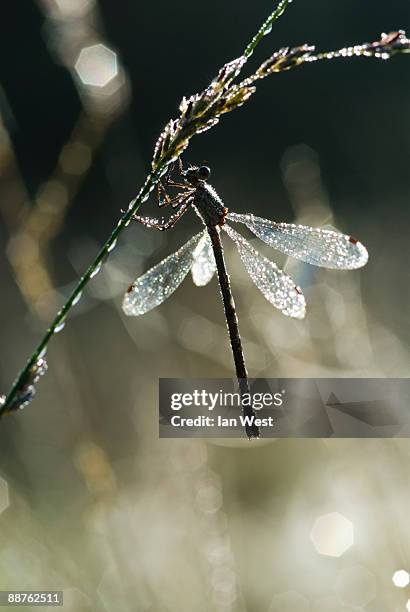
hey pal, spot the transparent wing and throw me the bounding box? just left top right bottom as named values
left=123, top=231, right=204, bottom=316
left=227, top=212, right=368, bottom=270
left=191, top=232, right=216, bottom=287
left=223, top=224, right=306, bottom=319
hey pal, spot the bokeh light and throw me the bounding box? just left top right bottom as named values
left=310, top=512, right=354, bottom=557
left=195, top=476, right=223, bottom=514
left=75, top=44, right=118, bottom=88
left=392, top=569, right=410, bottom=588
left=335, top=565, right=377, bottom=607
left=60, top=141, right=92, bottom=176
left=53, top=0, right=94, bottom=18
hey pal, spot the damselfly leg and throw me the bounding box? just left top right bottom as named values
left=132, top=193, right=194, bottom=231
left=158, top=159, right=190, bottom=208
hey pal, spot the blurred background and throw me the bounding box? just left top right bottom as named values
left=0, top=0, right=409, bottom=610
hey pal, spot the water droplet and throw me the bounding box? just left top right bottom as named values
left=38, top=347, right=47, bottom=359
left=18, top=385, right=36, bottom=409
left=54, top=320, right=66, bottom=333
left=90, top=262, right=102, bottom=278
left=107, top=239, right=117, bottom=253
left=72, top=291, right=83, bottom=306
left=263, top=24, right=272, bottom=36
left=32, top=358, right=48, bottom=382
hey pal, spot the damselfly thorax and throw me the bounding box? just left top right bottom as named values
left=193, top=183, right=228, bottom=227
left=133, top=163, right=229, bottom=231
left=183, top=165, right=228, bottom=228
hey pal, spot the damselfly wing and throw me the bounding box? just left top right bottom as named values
left=123, top=230, right=215, bottom=316
left=122, top=212, right=367, bottom=319
left=222, top=223, right=306, bottom=319
left=227, top=213, right=368, bottom=270
left=191, top=232, right=217, bottom=286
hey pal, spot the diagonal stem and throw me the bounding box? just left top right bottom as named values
left=207, top=225, right=259, bottom=439
left=1, top=2, right=294, bottom=416
left=244, top=0, right=293, bottom=58
left=1, top=169, right=162, bottom=414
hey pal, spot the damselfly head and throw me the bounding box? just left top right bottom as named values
left=183, top=165, right=211, bottom=185
left=198, top=165, right=211, bottom=180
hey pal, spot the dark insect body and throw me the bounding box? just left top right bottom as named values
left=124, top=160, right=368, bottom=438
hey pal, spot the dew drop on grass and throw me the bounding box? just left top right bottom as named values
left=18, top=385, right=36, bottom=409
left=32, top=358, right=48, bottom=382
left=107, top=239, right=117, bottom=253
left=72, top=291, right=83, bottom=307
left=54, top=320, right=66, bottom=333
left=90, top=262, right=102, bottom=278
left=10, top=357, right=49, bottom=411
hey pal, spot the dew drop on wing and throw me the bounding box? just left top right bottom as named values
left=223, top=224, right=306, bottom=319
left=123, top=231, right=204, bottom=316
left=191, top=232, right=216, bottom=287
left=226, top=212, right=368, bottom=270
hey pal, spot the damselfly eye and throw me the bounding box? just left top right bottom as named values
left=198, top=166, right=211, bottom=180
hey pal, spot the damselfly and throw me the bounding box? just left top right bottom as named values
left=123, top=161, right=368, bottom=437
